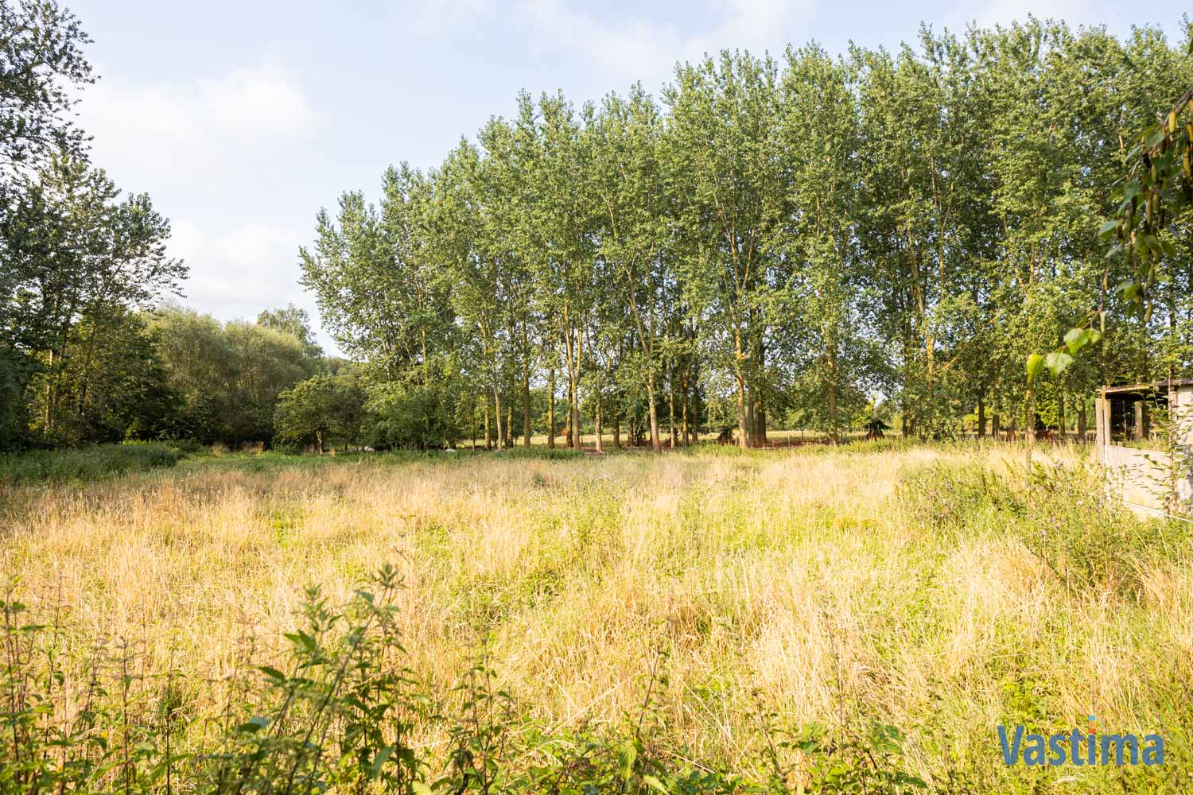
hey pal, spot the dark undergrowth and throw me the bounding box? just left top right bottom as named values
left=0, top=443, right=184, bottom=486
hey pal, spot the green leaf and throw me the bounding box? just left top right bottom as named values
left=1087, top=328, right=1102, bottom=345
left=618, top=739, right=638, bottom=781
left=1097, top=219, right=1118, bottom=238
left=643, top=775, right=670, bottom=793
left=258, top=666, right=287, bottom=683
left=1026, top=353, right=1044, bottom=383
left=412, top=782, right=434, bottom=795
left=1063, top=327, right=1089, bottom=355
left=1044, top=351, right=1074, bottom=377
left=370, top=746, right=395, bottom=778
left=236, top=716, right=270, bottom=734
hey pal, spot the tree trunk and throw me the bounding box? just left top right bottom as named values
left=681, top=382, right=689, bottom=446
left=493, top=390, right=505, bottom=450
left=74, top=317, right=107, bottom=422
left=522, top=369, right=531, bottom=447
left=570, top=375, right=580, bottom=450
left=1057, top=392, right=1066, bottom=442
left=484, top=403, right=491, bottom=450
left=548, top=366, right=556, bottom=449
left=572, top=332, right=583, bottom=451
left=746, top=390, right=755, bottom=447
left=646, top=381, right=661, bottom=453
left=992, top=412, right=1000, bottom=441
left=668, top=379, right=676, bottom=449
left=594, top=399, right=603, bottom=453
left=1077, top=401, right=1087, bottom=442
left=44, top=348, right=54, bottom=432
left=506, top=405, right=513, bottom=447
left=828, top=381, right=839, bottom=444
left=755, top=337, right=769, bottom=444
left=315, top=429, right=324, bottom=455
left=564, top=399, right=572, bottom=448
left=735, top=374, right=748, bottom=451
left=977, top=396, right=986, bottom=439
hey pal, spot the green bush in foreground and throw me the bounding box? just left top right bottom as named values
left=0, top=566, right=930, bottom=794
left=0, top=442, right=183, bottom=485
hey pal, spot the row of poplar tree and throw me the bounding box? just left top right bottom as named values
left=301, top=19, right=1193, bottom=451
left=4, top=6, right=1192, bottom=452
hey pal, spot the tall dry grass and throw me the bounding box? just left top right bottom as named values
left=2, top=443, right=1190, bottom=790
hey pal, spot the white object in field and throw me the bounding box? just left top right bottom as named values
left=1094, top=379, right=1193, bottom=518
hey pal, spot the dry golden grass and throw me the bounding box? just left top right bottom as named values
left=2, top=443, right=1190, bottom=786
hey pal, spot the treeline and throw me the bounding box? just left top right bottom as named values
left=302, top=19, right=1193, bottom=451
left=3, top=6, right=1192, bottom=453
left=0, top=1, right=177, bottom=450
left=0, top=2, right=330, bottom=452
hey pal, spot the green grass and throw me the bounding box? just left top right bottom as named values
left=0, top=442, right=184, bottom=485
left=2, top=443, right=1190, bottom=792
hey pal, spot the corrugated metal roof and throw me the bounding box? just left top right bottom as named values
left=1103, top=378, right=1193, bottom=395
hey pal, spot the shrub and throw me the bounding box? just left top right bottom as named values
left=493, top=446, right=583, bottom=460
left=0, top=443, right=183, bottom=485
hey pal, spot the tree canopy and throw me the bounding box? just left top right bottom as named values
left=302, top=20, right=1193, bottom=448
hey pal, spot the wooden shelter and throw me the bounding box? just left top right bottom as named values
left=1094, top=378, right=1193, bottom=517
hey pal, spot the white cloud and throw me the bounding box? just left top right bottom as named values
left=947, top=0, right=1111, bottom=33
left=406, top=0, right=498, bottom=35
left=512, top=0, right=817, bottom=86
left=169, top=219, right=315, bottom=325
left=81, top=54, right=316, bottom=185
left=78, top=56, right=334, bottom=348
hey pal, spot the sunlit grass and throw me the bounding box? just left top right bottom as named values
left=2, top=442, right=1189, bottom=790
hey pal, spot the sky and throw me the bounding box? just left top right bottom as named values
left=69, top=0, right=1189, bottom=355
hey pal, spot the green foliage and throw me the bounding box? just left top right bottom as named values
left=898, top=460, right=1016, bottom=534
left=299, top=20, right=1193, bottom=452
left=492, top=446, right=583, bottom=460
left=0, top=0, right=94, bottom=168
left=0, top=442, right=182, bottom=485
left=257, top=303, right=324, bottom=361
left=366, top=376, right=465, bottom=451
left=899, top=457, right=1183, bottom=595
left=274, top=374, right=367, bottom=452
left=152, top=307, right=320, bottom=445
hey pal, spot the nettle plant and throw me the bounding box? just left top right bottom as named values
left=3, top=566, right=944, bottom=794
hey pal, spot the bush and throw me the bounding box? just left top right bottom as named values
left=0, top=442, right=183, bottom=485
left=492, top=446, right=584, bottom=460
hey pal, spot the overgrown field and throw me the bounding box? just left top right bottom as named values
left=2, top=444, right=1191, bottom=792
